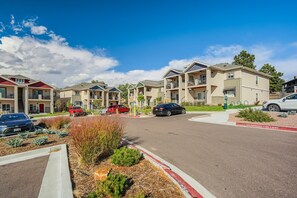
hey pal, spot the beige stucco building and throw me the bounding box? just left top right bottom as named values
left=164, top=62, right=271, bottom=105
left=0, top=75, right=54, bottom=114
left=128, top=80, right=164, bottom=107
left=59, top=82, right=121, bottom=109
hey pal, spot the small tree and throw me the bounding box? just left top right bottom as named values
left=117, top=83, right=129, bottom=103
left=93, top=99, right=102, bottom=109
left=66, top=100, right=72, bottom=108
left=259, top=64, right=285, bottom=93
left=137, top=95, right=145, bottom=108
left=55, top=99, right=62, bottom=112
left=233, top=50, right=256, bottom=69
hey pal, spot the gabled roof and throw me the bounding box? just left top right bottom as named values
left=138, top=80, right=164, bottom=87
left=0, top=75, right=18, bottom=86
left=90, top=85, right=105, bottom=91
left=283, top=77, right=297, bottom=85
left=163, top=69, right=182, bottom=78
left=28, top=81, right=54, bottom=89
left=2, top=74, right=33, bottom=80
left=62, top=82, right=107, bottom=91
left=107, top=87, right=122, bottom=93
left=127, top=84, right=136, bottom=89
left=210, top=63, right=271, bottom=78
left=184, top=61, right=209, bottom=73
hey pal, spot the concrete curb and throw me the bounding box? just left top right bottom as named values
left=38, top=144, right=73, bottom=198
left=123, top=139, right=216, bottom=198
left=236, top=122, right=297, bottom=133
left=0, top=145, right=61, bottom=166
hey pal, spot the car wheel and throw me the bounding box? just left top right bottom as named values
left=166, top=110, right=172, bottom=116
left=181, top=109, right=186, bottom=114
left=268, top=104, right=280, bottom=112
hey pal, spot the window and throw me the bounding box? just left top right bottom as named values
left=189, top=76, right=194, bottom=82
left=146, top=87, right=151, bottom=92
left=200, top=75, right=206, bottom=84
left=2, top=104, right=10, bottom=112
left=0, top=87, right=6, bottom=98
left=256, top=76, right=259, bottom=85
left=227, top=72, right=234, bottom=79
left=286, top=94, right=297, bottom=100
left=16, top=79, right=25, bottom=83
left=225, top=90, right=236, bottom=97
left=75, top=91, right=80, bottom=95
left=256, top=93, right=259, bottom=101
left=197, top=91, right=206, bottom=100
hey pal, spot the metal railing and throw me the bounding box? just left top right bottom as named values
left=29, top=95, right=51, bottom=100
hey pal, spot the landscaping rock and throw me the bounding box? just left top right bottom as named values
left=93, top=167, right=111, bottom=181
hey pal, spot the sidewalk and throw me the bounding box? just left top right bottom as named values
left=188, top=110, right=238, bottom=125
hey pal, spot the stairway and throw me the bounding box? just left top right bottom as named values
left=18, top=99, right=24, bottom=113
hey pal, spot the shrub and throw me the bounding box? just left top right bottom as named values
left=39, top=116, right=71, bottom=129
left=70, top=116, right=123, bottom=165
left=42, top=129, right=57, bottom=134
left=288, top=111, right=297, bottom=115
left=87, top=192, right=97, bottom=198
left=18, top=132, right=31, bottom=139
left=34, top=128, right=44, bottom=135
left=32, top=136, right=48, bottom=146
left=96, top=173, right=130, bottom=198
left=6, top=138, right=23, bottom=148
left=111, top=147, right=142, bottom=167
left=129, top=192, right=146, bottom=198
left=57, top=132, right=69, bottom=138
left=237, top=108, right=275, bottom=122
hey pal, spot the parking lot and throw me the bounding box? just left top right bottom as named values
left=124, top=114, right=297, bottom=198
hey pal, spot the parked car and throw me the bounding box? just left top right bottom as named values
left=263, top=93, right=297, bottom=112
left=68, top=106, right=87, bottom=117
left=106, top=105, right=130, bottom=114
left=0, top=113, right=35, bottom=136
left=153, top=103, right=186, bottom=116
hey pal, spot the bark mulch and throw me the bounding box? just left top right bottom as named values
left=0, top=134, right=184, bottom=198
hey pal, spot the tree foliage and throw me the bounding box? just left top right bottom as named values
left=233, top=50, right=256, bottom=69
left=91, top=80, right=99, bottom=83
left=259, top=64, right=285, bottom=93
left=117, top=83, right=129, bottom=100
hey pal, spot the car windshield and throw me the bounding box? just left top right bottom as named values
left=0, top=114, right=28, bottom=121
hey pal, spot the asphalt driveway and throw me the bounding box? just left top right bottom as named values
left=124, top=114, right=297, bottom=198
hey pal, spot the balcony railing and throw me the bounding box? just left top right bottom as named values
left=109, top=97, right=118, bottom=100
left=29, top=95, right=51, bottom=100
left=188, top=79, right=206, bottom=86
left=166, top=82, right=179, bottom=89
left=0, top=94, right=14, bottom=99
left=90, top=95, right=102, bottom=99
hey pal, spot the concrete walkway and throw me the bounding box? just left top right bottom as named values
left=188, top=110, right=238, bottom=125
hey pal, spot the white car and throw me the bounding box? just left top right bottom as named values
left=263, top=93, right=297, bottom=112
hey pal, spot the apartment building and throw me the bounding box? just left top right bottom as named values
left=59, top=82, right=121, bottom=109
left=128, top=80, right=164, bottom=107
left=283, top=76, right=297, bottom=93
left=164, top=62, right=270, bottom=105
left=0, top=75, right=54, bottom=114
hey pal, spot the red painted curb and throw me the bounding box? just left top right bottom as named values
left=124, top=140, right=203, bottom=198
left=236, top=122, right=297, bottom=133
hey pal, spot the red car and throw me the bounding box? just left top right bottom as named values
left=68, top=106, right=87, bottom=117
left=106, top=105, right=130, bottom=114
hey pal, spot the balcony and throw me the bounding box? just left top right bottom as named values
left=188, top=79, right=206, bottom=87
left=90, top=95, right=102, bottom=99
left=109, top=96, right=118, bottom=100
left=0, top=93, right=14, bottom=99
left=29, top=95, right=51, bottom=100
left=166, top=82, right=179, bottom=89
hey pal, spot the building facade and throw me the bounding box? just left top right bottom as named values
left=59, top=82, right=121, bottom=109
left=283, top=76, right=297, bottom=93
left=128, top=80, right=164, bottom=107
left=0, top=75, right=54, bottom=114
left=163, top=62, right=270, bottom=105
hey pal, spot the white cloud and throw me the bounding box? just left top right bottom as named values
left=0, top=16, right=296, bottom=87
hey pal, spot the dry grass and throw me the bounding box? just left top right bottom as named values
left=39, top=116, right=71, bottom=129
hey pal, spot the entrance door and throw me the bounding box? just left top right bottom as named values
left=39, top=104, right=45, bottom=113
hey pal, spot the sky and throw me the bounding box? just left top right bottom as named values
left=0, top=0, right=297, bottom=87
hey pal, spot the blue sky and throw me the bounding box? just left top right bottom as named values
left=0, top=0, right=296, bottom=86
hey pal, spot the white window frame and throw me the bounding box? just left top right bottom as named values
left=2, top=104, right=11, bottom=112
left=225, top=90, right=236, bottom=97
left=16, top=78, right=25, bottom=84
left=197, top=91, right=206, bottom=100
left=227, top=72, right=234, bottom=79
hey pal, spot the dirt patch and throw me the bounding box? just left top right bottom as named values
left=0, top=134, right=184, bottom=198
left=229, top=112, right=297, bottom=128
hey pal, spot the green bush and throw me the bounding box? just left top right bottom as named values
left=129, top=191, right=146, bottom=198
left=32, top=136, right=48, bottom=146
left=288, top=111, right=297, bottom=115
left=237, top=108, right=275, bottom=122
left=42, top=129, right=57, bottom=134
left=18, top=132, right=31, bottom=139
left=57, top=132, right=69, bottom=138
left=70, top=116, right=123, bottom=165
left=111, top=147, right=142, bottom=167
left=96, top=173, right=130, bottom=198
left=278, top=112, right=288, bottom=118
left=87, top=192, right=97, bottom=198
left=6, top=138, right=23, bottom=148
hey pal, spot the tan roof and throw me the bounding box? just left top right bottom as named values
left=139, top=80, right=164, bottom=87
left=62, top=82, right=107, bottom=91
